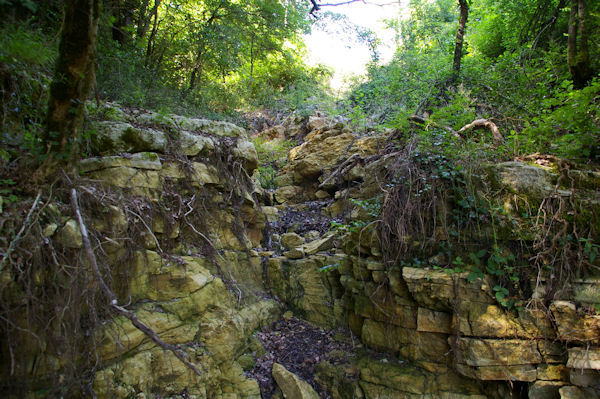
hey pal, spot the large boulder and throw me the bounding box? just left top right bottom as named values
left=92, top=121, right=167, bottom=154
left=486, top=161, right=558, bottom=199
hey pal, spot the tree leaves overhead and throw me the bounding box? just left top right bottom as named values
left=130, top=0, right=312, bottom=91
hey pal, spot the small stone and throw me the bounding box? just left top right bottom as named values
left=570, top=369, right=600, bottom=387
left=281, top=233, right=305, bottom=249
left=302, top=234, right=336, bottom=255
left=304, top=230, right=321, bottom=241
left=283, top=311, right=294, bottom=320
left=284, top=248, right=305, bottom=259
left=237, top=353, right=255, bottom=371
left=567, top=347, right=600, bottom=370
left=272, top=363, right=320, bottom=399
left=43, top=223, right=59, bottom=237
left=262, top=206, right=280, bottom=222
left=559, top=386, right=598, bottom=399
left=315, top=190, right=330, bottom=199
left=528, top=381, right=567, bottom=399
left=275, top=185, right=303, bottom=204
left=56, top=219, right=83, bottom=248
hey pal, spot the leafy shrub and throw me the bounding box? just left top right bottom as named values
left=252, top=136, right=296, bottom=166
left=251, top=136, right=297, bottom=189
left=0, top=23, right=55, bottom=66
left=0, top=22, right=55, bottom=159
left=522, top=78, right=600, bottom=161
left=255, top=164, right=278, bottom=189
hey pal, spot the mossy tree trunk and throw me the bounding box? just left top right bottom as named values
left=40, top=0, right=99, bottom=178
left=568, top=0, right=593, bottom=89
left=452, top=0, right=469, bottom=78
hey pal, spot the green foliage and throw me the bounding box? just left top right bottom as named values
left=581, top=238, right=599, bottom=264
left=255, top=164, right=278, bottom=190
left=0, top=178, right=20, bottom=203
left=0, top=22, right=55, bottom=161
left=522, top=78, right=600, bottom=161
left=252, top=136, right=296, bottom=189
left=252, top=137, right=296, bottom=166
left=350, top=197, right=381, bottom=219
left=347, top=0, right=599, bottom=164
left=0, top=23, right=54, bottom=65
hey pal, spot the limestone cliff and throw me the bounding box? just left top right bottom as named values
left=0, top=105, right=598, bottom=399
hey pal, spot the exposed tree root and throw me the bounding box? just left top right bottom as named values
left=409, top=115, right=504, bottom=146
left=70, top=188, right=202, bottom=376
left=0, top=191, right=42, bottom=275
left=457, top=118, right=504, bottom=146
left=318, top=153, right=382, bottom=189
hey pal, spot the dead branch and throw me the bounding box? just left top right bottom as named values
left=457, top=118, right=504, bottom=146
left=318, top=153, right=362, bottom=189
left=309, top=0, right=394, bottom=15
left=70, top=188, right=202, bottom=376
left=126, top=208, right=163, bottom=253
left=319, top=153, right=382, bottom=189
left=0, top=191, right=42, bottom=275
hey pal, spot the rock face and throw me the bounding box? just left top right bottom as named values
left=81, top=109, right=276, bottom=398
left=263, top=114, right=600, bottom=398
left=0, top=104, right=276, bottom=398
left=4, top=106, right=600, bottom=399
left=89, top=104, right=258, bottom=175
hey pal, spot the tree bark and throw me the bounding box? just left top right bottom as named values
left=136, top=0, right=150, bottom=39
left=452, top=0, right=469, bottom=77
left=145, top=0, right=161, bottom=67
left=39, top=0, right=99, bottom=178
left=568, top=0, right=593, bottom=88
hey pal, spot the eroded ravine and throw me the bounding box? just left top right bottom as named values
left=1, top=103, right=599, bottom=399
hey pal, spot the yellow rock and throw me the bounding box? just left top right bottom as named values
left=455, top=337, right=542, bottom=367
left=272, top=363, right=320, bottom=399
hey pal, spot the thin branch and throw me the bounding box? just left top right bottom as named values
left=309, top=0, right=396, bottom=14
left=0, top=191, right=42, bottom=275
left=70, top=188, right=202, bottom=376
left=319, top=153, right=362, bottom=188
left=126, top=208, right=163, bottom=253
left=409, top=115, right=462, bottom=139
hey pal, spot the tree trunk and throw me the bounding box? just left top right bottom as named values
left=39, top=0, right=99, bottom=178
left=452, top=0, right=469, bottom=78
left=138, top=0, right=160, bottom=43
left=136, top=0, right=150, bottom=38
left=568, top=0, right=593, bottom=88
left=250, top=37, right=255, bottom=78
left=188, top=50, right=204, bottom=92
left=145, top=0, right=161, bottom=67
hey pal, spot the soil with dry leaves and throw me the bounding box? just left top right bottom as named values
left=269, top=200, right=342, bottom=236
left=247, top=317, right=357, bottom=398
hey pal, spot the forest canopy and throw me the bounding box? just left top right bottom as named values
left=0, top=0, right=598, bottom=165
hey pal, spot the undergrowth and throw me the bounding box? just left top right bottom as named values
left=252, top=136, right=297, bottom=189
left=360, top=130, right=600, bottom=310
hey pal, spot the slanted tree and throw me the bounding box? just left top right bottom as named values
left=38, top=0, right=99, bottom=179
